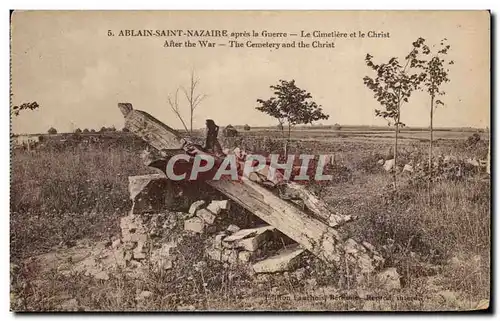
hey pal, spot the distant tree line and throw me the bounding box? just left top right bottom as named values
left=46, top=126, right=130, bottom=135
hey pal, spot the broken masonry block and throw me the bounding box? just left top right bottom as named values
left=206, top=246, right=239, bottom=264
left=128, top=174, right=166, bottom=200
left=111, top=239, right=121, bottom=249
left=328, top=213, right=352, bottom=228
left=206, top=247, right=224, bottom=262
left=133, top=241, right=147, bottom=260
left=223, top=249, right=239, bottom=265
left=222, top=226, right=275, bottom=252
left=123, top=241, right=135, bottom=250
left=196, top=208, right=217, bottom=225
left=383, top=159, right=395, bottom=172
left=226, top=224, right=240, bottom=233
left=204, top=200, right=230, bottom=216
left=238, top=251, right=252, bottom=263
left=184, top=217, right=205, bottom=234
left=189, top=200, right=206, bottom=215
left=223, top=228, right=274, bottom=252
left=128, top=174, right=177, bottom=214
left=121, top=215, right=148, bottom=246
left=344, top=238, right=364, bottom=254
left=206, top=225, right=217, bottom=234
left=206, top=202, right=222, bottom=215
left=223, top=225, right=275, bottom=243
left=252, top=244, right=305, bottom=273
left=217, top=200, right=230, bottom=210
left=120, top=215, right=133, bottom=231
left=214, top=233, right=227, bottom=249
left=130, top=233, right=147, bottom=243
left=150, top=242, right=176, bottom=271
left=133, top=252, right=147, bottom=260
left=124, top=251, right=133, bottom=262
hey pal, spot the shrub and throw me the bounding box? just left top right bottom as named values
left=223, top=125, right=238, bottom=137
left=466, top=133, right=481, bottom=147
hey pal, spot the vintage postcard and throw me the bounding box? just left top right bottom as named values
left=10, top=10, right=490, bottom=312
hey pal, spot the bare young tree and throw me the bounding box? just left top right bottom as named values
left=168, top=70, right=206, bottom=136
left=167, top=88, right=190, bottom=134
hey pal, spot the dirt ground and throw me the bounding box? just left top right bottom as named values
left=10, top=131, right=490, bottom=311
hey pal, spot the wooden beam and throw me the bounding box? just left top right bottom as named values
left=207, top=179, right=344, bottom=263
left=120, top=102, right=344, bottom=225
left=280, top=182, right=352, bottom=227
left=118, top=103, right=384, bottom=271
left=118, top=102, right=186, bottom=151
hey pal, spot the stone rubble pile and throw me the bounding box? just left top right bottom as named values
left=117, top=212, right=178, bottom=273
left=380, top=154, right=487, bottom=176
left=102, top=174, right=310, bottom=276
left=49, top=173, right=399, bottom=291
left=183, top=196, right=308, bottom=273
left=114, top=174, right=392, bottom=277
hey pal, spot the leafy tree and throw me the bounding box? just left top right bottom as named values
left=363, top=38, right=426, bottom=190
left=256, top=79, right=329, bottom=155
left=410, top=38, right=452, bottom=203
left=333, top=123, right=341, bottom=131
left=48, top=127, right=57, bottom=135
left=122, top=127, right=130, bottom=132
left=99, top=126, right=107, bottom=133
left=74, top=128, right=82, bottom=134
left=83, top=128, right=90, bottom=134
left=12, top=101, right=39, bottom=116
left=243, top=124, right=251, bottom=131
left=90, top=129, right=96, bottom=133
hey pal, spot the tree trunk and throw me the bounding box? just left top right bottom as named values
left=428, top=94, right=434, bottom=204
left=190, top=109, right=193, bottom=136
left=284, top=123, right=292, bottom=158
left=394, top=122, right=398, bottom=191
left=393, top=99, right=403, bottom=192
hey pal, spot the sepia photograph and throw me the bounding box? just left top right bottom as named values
left=9, top=10, right=491, bottom=312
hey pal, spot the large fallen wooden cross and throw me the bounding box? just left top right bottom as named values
left=118, top=103, right=384, bottom=273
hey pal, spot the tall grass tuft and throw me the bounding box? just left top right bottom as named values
left=11, top=146, right=153, bottom=260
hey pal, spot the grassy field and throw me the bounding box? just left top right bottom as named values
left=10, top=131, right=490, bottom=311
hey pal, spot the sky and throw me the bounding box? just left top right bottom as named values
left=10, top=10, right=490, bottom=134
